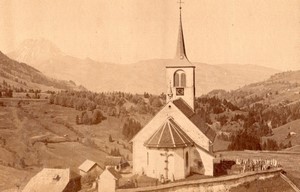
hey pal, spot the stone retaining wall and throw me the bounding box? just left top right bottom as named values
left=117, top=168, right=282, bottom=192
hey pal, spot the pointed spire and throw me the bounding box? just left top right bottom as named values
left=167, top=81, right=173, bottom=100
left=175, top=3, right=188, bottom=61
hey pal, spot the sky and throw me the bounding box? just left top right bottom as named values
left=0, top=0, right=300, bottom=70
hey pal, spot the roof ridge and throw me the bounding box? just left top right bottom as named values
left=168, top=121, right=176, bottom=147
left=169, top=119, right=188, bottom=146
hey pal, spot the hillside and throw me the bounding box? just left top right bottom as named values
left=206, top=70, right=300, bottom=107
left=0, top=51, right=85, bottom=92
left=206, top=70, right=300, bottom=151
left=0, top=101, right=139, bottom=190
left=262, top=119, right=300, bottom=146
left=8, top=38, right=280, bottom=95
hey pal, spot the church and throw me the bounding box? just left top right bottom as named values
left=130, top=5, right=216, bottom=181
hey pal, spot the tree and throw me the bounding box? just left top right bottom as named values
left=91, top=110, right=105, bottom=124
left=76, top=115, right=80, bottom=125
left=109, top=134, right=113, bottom=142
left=228, top=130, right=261, bottom=151
left=81, top=112, right=90, bottom=125
left=150, top=97, right=162, bottom=107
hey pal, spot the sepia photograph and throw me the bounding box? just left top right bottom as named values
left=0, top=0, right=300, bottom=191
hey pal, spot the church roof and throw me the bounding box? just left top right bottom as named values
left=144, top=117, right=194, bottom=148
left=172, top=98, right=217, bottom=141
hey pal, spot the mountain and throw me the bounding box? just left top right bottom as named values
left=0, top=51, right=85, bottom=91
left=206, top=70, right=300, bottom=107
left=8, top=39, right=280, bottom=95
left=8, top=38, right=63, bottom=71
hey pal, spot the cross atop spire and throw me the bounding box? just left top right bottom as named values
left=177, top=0, right=184, bottom=10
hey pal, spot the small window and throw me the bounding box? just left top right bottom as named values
left=185, top=151, right=189, bottom=167
left=147, top=152, right=149, bottom=165
left=174, top=70, right=186, bottom=87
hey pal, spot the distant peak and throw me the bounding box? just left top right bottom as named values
left=19, top=38, right=62, bottom=54
left=9, top=38, right=63, bottom=65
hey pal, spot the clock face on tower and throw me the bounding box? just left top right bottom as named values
left=176, top=88, right=184, bottom=96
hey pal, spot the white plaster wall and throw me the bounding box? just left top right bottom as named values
left=98, top=170, right=116, bottom=192
left=166, top=67, right=195, bottom=110
left=173, top=148, right=185, bottom=180
left=145, top=148, right=171, bottom=179
left=132, top=102, right=212, bottom=177
left=196, top=148, right=214, bottom=176
left=79, top=170, right=87, bottom=176
left=173, top=147, right=192, bottom=180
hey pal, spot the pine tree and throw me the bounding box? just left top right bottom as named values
left=109, top=134, right=113, bottom=142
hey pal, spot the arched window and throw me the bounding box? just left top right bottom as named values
left=174, top=73, right=180, bottom=87
left=181, top=73, right=186, bottom=87
left=174, top=70, right=186, bottom=87
left=185, top=151, right=189, bottom=167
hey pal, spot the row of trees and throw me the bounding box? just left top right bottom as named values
left=76, top=110, right=106, bottom=125
left=49, top=90, right=165, bottom=119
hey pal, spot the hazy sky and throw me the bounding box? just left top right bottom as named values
left=0, top=0, right=299, bottom=70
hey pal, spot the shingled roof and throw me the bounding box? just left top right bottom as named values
left=107, top=167, right=122, bottom=179
left=172, top=98, right=216, bottom=141
left=22, top=168, right=79, bottom=192
left=79, top=159, right=102, bottom=173
left=144, top=117, right=194, bottom=148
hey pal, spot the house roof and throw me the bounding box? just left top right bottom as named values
left=105, top=156, right=126, bottom=166
left=78, top=159, right=100, bottom=173
left=22, top=168, right=74, bottom=192
left=107, top=167, right=122, bottom=179
left=144, top=117, right=194, bottom=148
left=173, top=98, right=217, bottom=141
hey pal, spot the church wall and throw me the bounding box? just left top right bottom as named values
left=173, top=148, right=185, bottom=180
left=173, top=147, right=192, bottom=180
left=132, top=105, right=176, bottom=175
left=132, top=102, right=212, bottom=177
left=196, top=148, right=214, bottom=176
left=145, top=148, right=175, bottom=180
left=170, top=105, right=210, bottom=150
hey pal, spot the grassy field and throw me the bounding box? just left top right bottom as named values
left=218, top=150, right=300, bottom=188
left=1, top=100, right=300, bottom=190
left=0, top=101, right=137, bottom=190
left=262, top=119, right=300, bottom=146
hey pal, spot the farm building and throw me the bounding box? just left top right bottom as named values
left=78, top=159, right=103, bottom=177
left=98, top=167, right=122, bottom=192
left=22, top=168, right=81, bottom=192
left=104, top=156, right=129, bottom=172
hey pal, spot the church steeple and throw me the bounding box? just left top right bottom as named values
left=175, top=5, right=188, bottom=61
left=166, top=1, right=196, bottom=111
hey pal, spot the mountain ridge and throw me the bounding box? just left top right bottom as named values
left=0, top=50, right=85, bottom=91
left=8, top=39, right=280, bottom=95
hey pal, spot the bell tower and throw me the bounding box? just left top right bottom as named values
left=166, top=1, right=195, bottom=111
